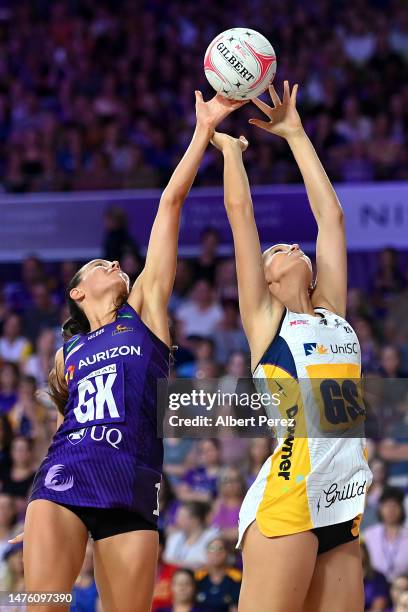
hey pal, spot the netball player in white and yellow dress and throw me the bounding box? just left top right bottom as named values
left=211, top=81, right=372, bottom=612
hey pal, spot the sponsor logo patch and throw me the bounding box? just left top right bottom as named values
left=303, top=343, right=329, bottom=356
left=112, top=324, right=133, bottom=335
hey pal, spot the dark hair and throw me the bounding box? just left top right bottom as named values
left=183, top=501, right=210, bottom=524
left=47, top=268, right=87, bottom=416
left=378, top=486, right=406, bottom=524
left=0, top=415, right=13, bottom=449
left=61, top=269, right=91, bottom=340
left=0, top=362, right=20, bottom=388
left=172, top=568, right=196, bottom=591
left=48, top=264, right=127, bottom=415
left=12, top=435, right=34, bottom=453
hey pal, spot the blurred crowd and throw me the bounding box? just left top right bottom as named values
left=0, top=0, right=406, bottom=194
left=0, top=218, right=408, bottom=610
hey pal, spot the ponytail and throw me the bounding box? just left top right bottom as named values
left=48, top=268, right=88, bottom=414
left=61, top=270, right=91, bottom=341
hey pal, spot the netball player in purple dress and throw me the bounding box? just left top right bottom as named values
left=9, top=92, right=245, bottom=612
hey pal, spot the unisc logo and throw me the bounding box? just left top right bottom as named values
left=330, top=343, right=358, bottom=354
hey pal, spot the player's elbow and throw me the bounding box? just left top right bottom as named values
left=317, top=207, right=344, bottom=228
left=224, top=198, right=251, bottom=214
left=160, top=187, right=186, bottom=209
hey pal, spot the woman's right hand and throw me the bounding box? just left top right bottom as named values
left=8, top=532, right=24, bottom=544
left=249, top=80, right=303, bottom=140
left=210, top=131, right=249, bottom=153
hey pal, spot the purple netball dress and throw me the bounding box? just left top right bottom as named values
left=29, top=302, right=169, bottom=524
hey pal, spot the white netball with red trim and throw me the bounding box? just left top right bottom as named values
left=204, top=28, right=277, bottom=100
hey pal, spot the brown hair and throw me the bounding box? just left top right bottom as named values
left=47, top=266, right=127, bottom=416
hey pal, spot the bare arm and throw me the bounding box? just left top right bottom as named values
left=286, top=131, right=346, bottom=316
left=250, top=81, right=347, bottom=317
left=128, top=93, right=246, bottom=346
left=211, top=133, right=274, bottom=358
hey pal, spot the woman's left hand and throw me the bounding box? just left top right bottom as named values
left=249, top=80, right=303, bottom=140
left=195, top=91, right=248, bottom=133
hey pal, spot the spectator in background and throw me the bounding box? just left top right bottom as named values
left=152, top=531, right=178, bottom=612
left=178, top=439, right=222, bottom=503
left=211, top=468, right=245, bottom=545
left=246, top=438, right=274, bottom=488
left=102, top=206, right=139, bottom=263
left=156, top=568, right=200, bottom=612
left=22, top=283, right=60, bottom=344
left=378, top=406, right=408, bottom=489
left=7, top=375, right=48, bottom=450
left=169, top=260, right=194, bottom=314
left=353, top=317, right=379, bottom=373
left=0, top=415, right=12, bottom=475
left=372, top=248, right=405, bottom=314
left=215, top=259, right=238, bottom=301
left=396, top=592, right=408, bottom=612
left=71, top=540, right=99, bottom=612
left=191, top=228, right=221, bottom=285
left=361, top=541, right=389, bottom=612
left=214, top=300, right=248, bottom=364
left=0, top=313, right=31, bottom=364
left=362, top=458, right=388, bottom=530
left=158, top=473, right=181, bottom=534
left=23, top=328, right=56, bottom=387
left=195, top=537, right=241, bottom=612
left=390, top=576, right=408, bottom=612
left=0, top=362, right=19, bottom=415
left=120, top=249, right=143, bottom=286
left=1, top=436, right=36, bottom=517
left=164, top=438, right=195, bottom=486
left=176, top=280, right=223, bottom=339
left=3, top=256, right=46, bottom=312
left=0, top=542, right=24, bottom=593
left=378, top=345, right=406, bottom=378
left=0, top=495, right=17, bottom=570
left=163, top=502, right=219, bottom=570
left=364, top=487, right=408, bottom=582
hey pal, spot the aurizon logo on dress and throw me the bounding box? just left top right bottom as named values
left=77, top=345, right=142, bottom=369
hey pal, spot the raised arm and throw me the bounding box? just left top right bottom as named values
left=128, top=93, right=246, bottom=345
left=250, top=81, right=347, bottom=317
left=210, top=133, right=275, bottom=359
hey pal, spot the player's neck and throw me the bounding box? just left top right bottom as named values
left=281, top=287, right=315, bottom=317
left=83, top=295, right=119, bottom=333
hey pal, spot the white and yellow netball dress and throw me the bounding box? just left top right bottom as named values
left=237, top=307, right=372, bottom=546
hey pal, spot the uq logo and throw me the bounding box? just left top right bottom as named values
left=74, top=364, right=121, bottom=424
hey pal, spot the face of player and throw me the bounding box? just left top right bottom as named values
left=263, top=243, right=313, bottom=297
left=75, top=259, right=130, bottom=302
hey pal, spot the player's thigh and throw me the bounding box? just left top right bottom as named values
left=239, top=521, right=318, bottom=612
left=93, top=529, right=159, bottom=612
left=303, top=539, right=364, bottom=612
left=24, top=500, right=88, bottom=612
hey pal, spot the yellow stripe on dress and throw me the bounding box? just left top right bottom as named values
left=256, top=365, right=313, bottom=536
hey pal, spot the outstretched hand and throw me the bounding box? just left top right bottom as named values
left=195, top=91, right=248, bottom=133
left=249, top=80, right=303, bottom=140
left=210, top=132, right=249, bottom=154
